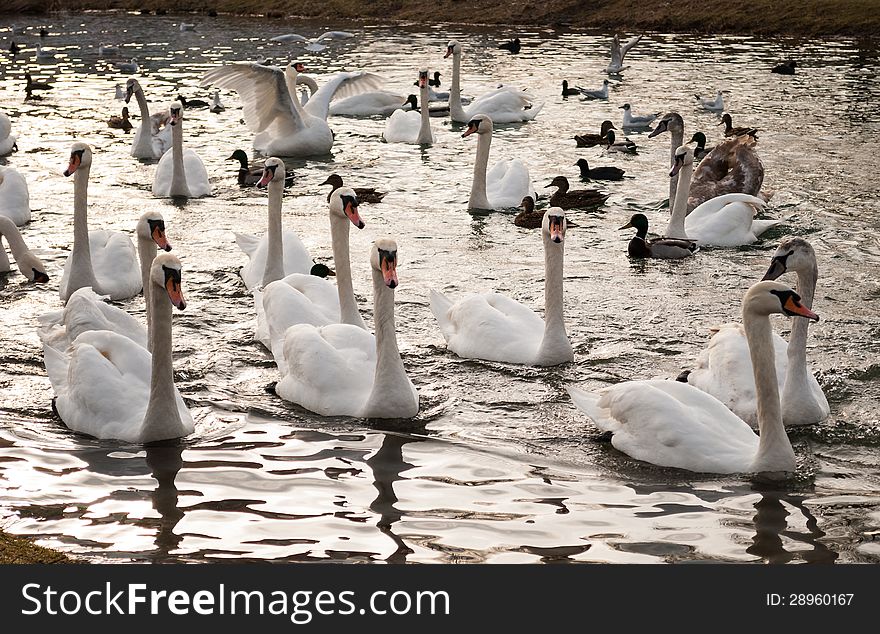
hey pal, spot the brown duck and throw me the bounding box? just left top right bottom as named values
left=108, top=107, right=132, bottom=132
left=574, top=120, right=616, bottom=147
left=719, top=113, right=758, bottom=138
left=321, top=174, right=386, bottom=204
left=545, top=176, right=608, bottom=210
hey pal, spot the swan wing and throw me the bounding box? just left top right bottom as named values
left=568, top=380, right=758, bottom=473
left=262, top=273, right=340, bottom=360
left=88, top=230, right=141, bottom=301
left=329, top=91, right=404, bottom=116
left=182, top=148, right=212, bottom=197
left=303, top=71, right=385, bottom=120
left=486, top=159, right=535, bottom=208
left=238, top=230, right=313, bottom=291
left=275, top=323, right=376, bottom=416
left=686, top=323, right=787, bottom=426
left=200, top=63, right=304, bottom=133
left=383, top=109, right=421, bottom=143
left=38, top=287, right=147, bottom=352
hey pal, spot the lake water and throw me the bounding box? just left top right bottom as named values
left=1, top=11, right=879, bottom=563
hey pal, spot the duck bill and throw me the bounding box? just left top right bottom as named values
left=63, top=153, right=81, bottom=177
left=762, top=257, right=786, bottom=281
left=152, top=224, right=171, bottom=252
left=165, top=273, right=186, bottom=310
left=345, top=200, right=365, bottom=229
left=784, top=296, right=818, bottom=322
left=618, top=220, right=634, bottom=230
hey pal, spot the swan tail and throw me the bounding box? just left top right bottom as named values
left=523, top=101, right=545, bottom=120
left=234, top=232, right=260, bottom=257
left=429, top=290, right=453, bottom=335
left=566, top=386, right=611, bottom=431
left=42, top=341, right=69, bottom=390
left=751, top=218, right=782, bottom=237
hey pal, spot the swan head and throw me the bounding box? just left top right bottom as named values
left=619, top=213, right=649, bottom=238
left=124, top=78, right=140, bottom=103
left=670, top=145, right=694, bottom=177
left=543, top=208, right=566, bottom=244
left=444, top=41, right=461, bottom=58
left=520, top=196, right=535, bottom=213
left=330, top=186, right=365, bottom=229
left=137, top=211, right=172, bottom=252
left=15, top=248, right=49, bottom=283
left=418, top=68, right=429, bottom=88
left=743, top=281, right=818, bottom=322
left=169, top=101, right=183, bottom=126
left=371, top=238, right=399, bottom=289
left=286, top=61, right=305, bottom=76
left=258, top=157, right=287, bottom=187
left=648, top=112, right=683, bottom=138
left=63, top=142, right=92, bottom=176
left=461, top=114, right=493, bottom=138
left=151, top=253, right=186, bottom=310
left=763, top=238, right=817, bottom=282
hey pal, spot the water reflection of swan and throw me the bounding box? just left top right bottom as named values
left=145, top=444, right=185, bottom=558
left=747, top=489, right=838, bottom=564
left=366, top=433, right=423, bottom=563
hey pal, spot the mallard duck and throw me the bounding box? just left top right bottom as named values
left=228, top=149, right=295, bottom=188
left=499, top=38, right=521, bottom=53
left=546, top=176, right=608, bottom=210
left=413, top=71, right=442, bottom=88
left=574, top=120, right=616, bottom=147
left=24, top=72, right=52, bottom=93
left=108, top=107, right=133, bottom=132
left=321, top=173, right=386, bottom=204
left=514, top=196, right=542, bottom=228
left=575, top=159, right=625, bottom=181
left=561, top=80, right=579, bottom=97
left=772, top=60, right=796, bottom=75
left=720, top=113, right=758, bottom=138
left=690, top=132, right=714, bottom=160
left=620, top=213, right=697, bottom=259
left=603, top=129, right=637, bottom=154
left=177, top=93, right=209, bottom=109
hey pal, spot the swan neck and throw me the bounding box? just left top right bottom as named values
left=536, top=233, right=572, bottom=365
left=469, top=130, right=492, bottom=209
left=0, top=218, right=30, bottom=270
left=138, top=234, right=157, bottom=352
left=665, top=161, right=692, bottom=239
left=785, top=265, right=818, bottom=382
left=450, top=52, right=467, bottom=121
left=418, top=82, right=432, bottom=144
left=262, top=181, right=285, bottom=286
left=66, top=164, right=98, bottom=299
left=362, top=268, right=411, bottom=415
left=744, top=310, right=795, bottom=472
left=669, top=125, right=684, bottom=204
left=330, top=214, right=365, bottom=328
left=170, top=122, right=191, bottom=198
left=141, top=282, right=184, bottom=442
left=133, top=88, right=153, bottom=156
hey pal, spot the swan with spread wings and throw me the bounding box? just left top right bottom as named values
left=200, top=61, right=383, bottom=157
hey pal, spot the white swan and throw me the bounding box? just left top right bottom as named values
left=236, top=157, right=312, bottom=291
left=59, top=143, right=142, bottom=302
left=200, top=61, right=383, bottom=157
left=330, top=91, right=413, bottom=117
left=620, top=103, right=659, bottom=128
left=431, top=208, right=573, bottom=366
left=0, top=165, right=30, bottom=225
left=686, top=238, right=829, bottom=426
left=0, top=216, right=49, bottom=282
left=43, top=253, right=194, bottom=443
left=152, top=101, right=212, bottom=198
left=444, top=41, right=543, bottom=124
left=606, top=34, right=642, bottom=73
left=276, top=238, right=419, bottom=419
left=0, top=110, right=18, bottom=155
left=567, top=281, right=819, bottom=475
left=39, top=211, right=172, bottom=354
left=125, top=79, right=173, bottom=159
left=383, top=69, right=435, bottom=144
left=665, top=145, right=779, bottom=247
left=259, top=186, right=367, bottom=358
left=463, top=114, right=535, bottom=210
left=696, top=91, right=725, bottom=111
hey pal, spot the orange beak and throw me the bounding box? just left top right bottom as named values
left=63, top=153, right=81, bottom=177
left=444, top=46, right=453, bottom=59
left=258, top=166, right=274, bottom=187
left=165, top=276, right=186, bottom=310
left=344, top=200, right=365, bottom=229
left=461, top=123, right=478, bottom=138
left=381, top=256, right=398, bottom=289
left=784, top=296, right=818, bottom=322
left=152, top=224, right=171, bottom=252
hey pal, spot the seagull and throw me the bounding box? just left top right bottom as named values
left=115, top=58, right=139, bottom=73
left=98, top=43, right=118, bottom=55
left=269, top=31, right=354, bottom=52
left=114, top=83, right=125, bottom=99
left=696, top=90, right=725, bottom=111
left=210, top=90, right=225, bottom=113
left=619, top=103, right=659, bottom=129
left=179, top=23, right=196, bottom=32
left=606, top=34, right=642, bottom=73
left=35, top=44, right=56, bottom=60
left=577, top=79, right=609, bottom=100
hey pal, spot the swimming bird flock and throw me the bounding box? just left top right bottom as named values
left=0, top=26, right=826, bottom=481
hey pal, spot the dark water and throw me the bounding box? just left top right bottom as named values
left=1, top=12, right=879, bottom=563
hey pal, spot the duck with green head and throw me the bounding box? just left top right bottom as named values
left=690, top=131, right=714, bottom=160
left=619, top=213, right=697, bottom=259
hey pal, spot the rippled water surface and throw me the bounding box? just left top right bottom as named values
left=1, top=12, right=879, bottom=564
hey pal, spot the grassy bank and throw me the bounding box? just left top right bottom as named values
left=3, top=1, right=879, bottom=39
left=0, top=529, right=74, bottom=563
